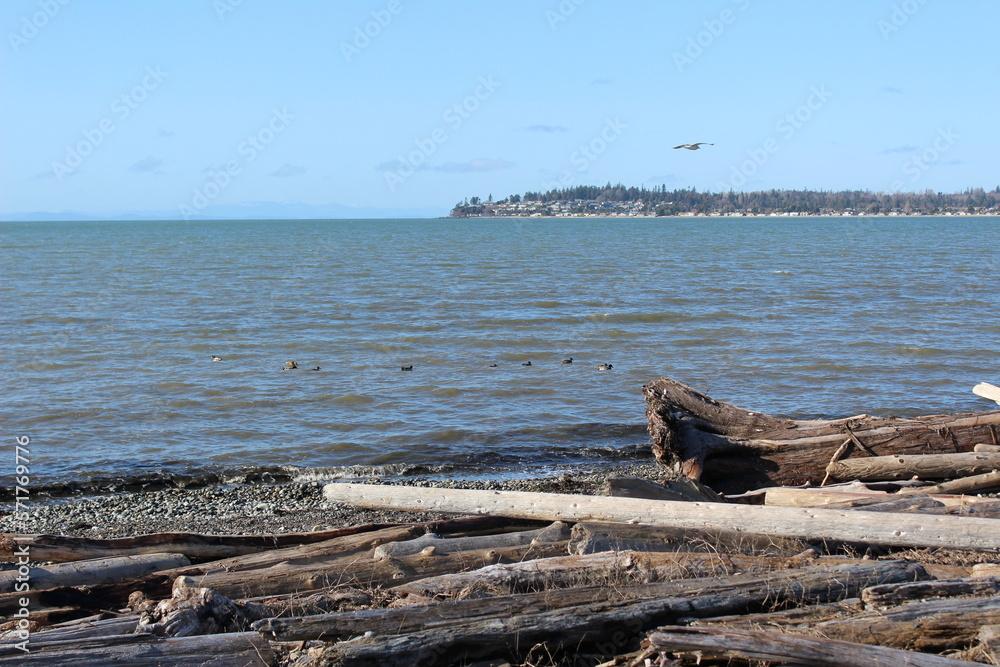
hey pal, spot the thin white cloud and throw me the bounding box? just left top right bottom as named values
left=271, top=163, right=306, bottom=177
left=527, top=124, right=569, bottom=133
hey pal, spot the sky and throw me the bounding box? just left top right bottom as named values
left=1, top=0, right=998, bottom=219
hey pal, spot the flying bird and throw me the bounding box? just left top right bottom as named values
left=673, top=143, right=714, bottom=150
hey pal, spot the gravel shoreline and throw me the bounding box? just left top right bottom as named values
left=2, top=463, right=674, bottom=539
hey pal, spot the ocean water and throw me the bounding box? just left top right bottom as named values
left=2, top=216, right=998, bottom=488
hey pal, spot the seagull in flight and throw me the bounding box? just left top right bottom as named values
left=673, top=143, right=714, bottom=150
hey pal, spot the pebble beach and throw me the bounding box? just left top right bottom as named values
left=2, top=463, right=673, bottom=540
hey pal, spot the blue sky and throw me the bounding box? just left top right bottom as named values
left=2, top=0, right=998, bottom=218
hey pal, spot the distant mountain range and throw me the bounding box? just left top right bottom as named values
left=0, top=201, right=449, bottom=222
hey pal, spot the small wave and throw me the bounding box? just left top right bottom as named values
left=332, top=393, right=376, bottom=405
left=888, top=345, right=949, bottom=357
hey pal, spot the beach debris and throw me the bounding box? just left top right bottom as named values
left=8, top=377, right=1000, bottom=665
left=974, top=381, right=1000, bottom=406
left=643, top=376, right=1000, bottom=494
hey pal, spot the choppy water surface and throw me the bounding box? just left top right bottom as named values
left=2, top=216, right=998, bottom=485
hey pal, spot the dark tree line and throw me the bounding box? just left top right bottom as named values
left=453, top=184, right=1000, bottom=217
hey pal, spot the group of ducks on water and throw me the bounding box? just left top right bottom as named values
left=500, top=358, right=614, bottom=371
left=211, top=356, right=613, bottom=372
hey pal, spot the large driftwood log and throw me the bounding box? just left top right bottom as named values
left=305, top=560, right=923, bottom=666
left=256, top=559, right=912, bottom=643
left=0, top=631, right=274, bottom=666
left=388, top=551, right=855, bottom=601
left=862, top=576, right=1000, bottom=609
left=0, top=522, right=402, bottom=563
left=372, top=521, right=569, bottom=558
left=810, top=596, right=1000, bottom=652
left=183, top=540, right=568, bottom=599
left=322, top=483, right=1000, bottom=552
left=643, top=377, right=1000, bottom=493
left=827, top=451, right=1000, bottom=482
left=0, top=553, right=189, bottom=594
left=567, top=522, right=807, bottom=555
left=646, top=626, right=982, bottom=667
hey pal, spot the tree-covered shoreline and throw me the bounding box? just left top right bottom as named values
left=450, top=185, right=1000, bottom=218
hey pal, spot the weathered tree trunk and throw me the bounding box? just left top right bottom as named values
left=862, top=576, right=1000, bottom=609
left=897, top=470, right=1000, bottom=496
left=0, top=553, right=190, bottom=594
left=0, top=631, right=274, bottom=666
left=184, top=540, right=569, bottom=599
left=567, top=522, right=807, bottom=555
left=301, top=560, right=923, bottom=666
left=827, top=452, right=1000, bottom=482
left=388, top=551, right=853, bottom=601
left=646, top=626, right=982, bottom=667
left=0, top=615, right=139, bottom=644
left=256, top=558, right=898, bottom=643
left=0, top=522, right=403, bottom=563
left=322, top=483, right=1000, bottom=552
left=810, top=596, right=1000, bottom=652
left=643, top=377, right=1000, bottom=493
left=372, top=521, right=569, bottom=558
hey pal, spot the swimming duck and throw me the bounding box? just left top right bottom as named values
left=211, top=356, right=222, bottom=362
left=306, top=366, right=321, bottom=371
left=595, top=363, right=613, bottom=370
left=561, top=357, right=573, bottom=364
left=522, top=361, right=532, bottom=366
left=283, top=361, right=298, bottom=370
left=401, top=365, right=413, bottom=371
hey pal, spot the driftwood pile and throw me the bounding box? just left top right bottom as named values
left=3, top=377, right=1000, bottom=666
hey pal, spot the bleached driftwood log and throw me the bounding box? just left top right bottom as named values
left=372, top=521, right=569, bottom=558
left=322, top=483, right=1000, bottom=552
left=0, top=553, right=190, bottom=594
left=826, top=452, right=1000, bottom=482
left=643, top=376, right=1000, bottom=493
left=0, top=522, right=402, bottom=563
